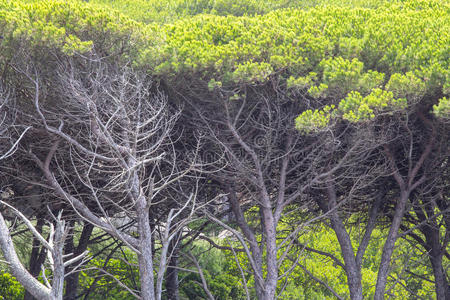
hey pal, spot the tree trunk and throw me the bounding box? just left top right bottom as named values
left=320, top=183, right=363, bottom=300
left=50, top=220, right=65, bottom=300
left=424, top=202, right=449, bottom=300
left=136, top=195, right=156, bottom=300
left=0, top=213, right=52, bottom=300
left=165, top=236, right=180, bottom=300
left=24, top=218, right=46, bottom=300
left=329, top=216, right=363, bottom=300
left=422, top=218, right=449, bottom=300
left=64, top=223, right=93, bottom=300
left=374, top=190, right=410, bottom=300
left=430, top=254, right=449, bottom=300
left=261, top=206, right=278, bottom=300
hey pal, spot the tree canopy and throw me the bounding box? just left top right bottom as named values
left=0, top=0, right=448, bottom=299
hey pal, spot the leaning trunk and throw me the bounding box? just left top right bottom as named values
left=374, top=190, right=409, bottom=300
left=321, top=184, right=363, bottom=300
left=0, top=212, right=51, bottom=299
left=329, top=215, right=363, bottom=300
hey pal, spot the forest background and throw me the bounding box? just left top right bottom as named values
left=0, top=0, right=448, bottom=299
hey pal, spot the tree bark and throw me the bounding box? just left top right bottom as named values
left=165, top=235, right=180, bottom=300
left=422, top=217, right=449, bottom=300
left=50, top=219, right=65, bottom=300
left=411, top=198, right=449, bottom=300
left=64, top=222, right=93, bottom=300
left=319, top=183, right=363, bottom=300
left=136, top=195, right=156, bottom=300
left=261, top=204, right=278, bottom=300
left=0, top=213, right=52, bottom=300
left=430, top=254, right=449, bottom=300
left=24, top=218, right=47, bottom=300
left=374, top=190, right=410, bottom=300
left=329, top=216, right=363, bottom=300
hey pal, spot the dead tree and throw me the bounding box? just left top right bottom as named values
left=5, top=53, right=202, bottom=300
left=0, top=202, right=88, bottom=300
left=0, top=81, right=31, bottom=160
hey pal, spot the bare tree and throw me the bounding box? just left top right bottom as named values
left=1, top=72, right=69, bottom=300
left=287, top=121, right=391, bottom=300
left=0, top=200, right=88, bottom=300
left=3, top=52, right=203, bottom=299
left=373, top=111, right=437, bottom=300
left=182, top=83, right=353, bottom=299
left=392, top=117, right=449, bottom=300
left=0, top=82, right=31, bottom=160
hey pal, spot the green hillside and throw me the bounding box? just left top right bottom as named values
left=0, top=0, right=448, bottom=299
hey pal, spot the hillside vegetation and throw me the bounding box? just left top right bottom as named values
left=0, top=0, right=448, bottom=299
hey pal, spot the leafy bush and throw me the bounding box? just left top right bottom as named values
left=0, top=272, right=25, bottom=300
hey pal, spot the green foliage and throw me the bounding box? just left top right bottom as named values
left=0, top=0, right=155, bottom=61
left=219, top=218, right=435, bottom=299
left=0, top=1, right=91, bottom=54
left=146, top=0, right=448, bottom=86
left=90, top=0, right=399, bottom=24
left=357, top=70, right=385, bottom=94
left=339, top=89, right=407, bottom=122
left=385, top=72, right=426, bottom=102
left=295, top=105, right=335, bottom=133
left=307, top=58, right=386, bottom=98
left=180, top=240, right=246, bottom=300
left=287, top=72, right=317, bottom=90
left=277, top=221, right=434, bottom=298
left=91, top=0, right=213, bottom=24
left=296, top=87, right=407, bottom=131
left=3, top=0, right=447, bottom=92
left=308, top=83, right=329, bottom=99
left=0, top=272, right=24, bottom=300
left=433, top=97, right=450, bottom=119
left=78, top=246, right=139, bottom=300
left=182, top=270, right=246, bottom=300
left=0, top=0, right=447, bottom=298
left=231, top=61, right=273, bottom=83
left=67, top=220, right=438, bottom=299
left=279, top=281, right=305, bottom=299
left=319, top=57, right=365, bottom=97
